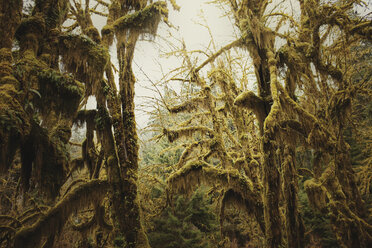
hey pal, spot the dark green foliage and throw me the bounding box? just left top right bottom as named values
left=220, top=209, right=252, bottom=247
left=299, top=185, right=338, bottom=247
left=147, top=190, right=220, bottom=248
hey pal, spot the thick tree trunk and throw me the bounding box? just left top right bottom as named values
left=114, top=31, right=149, bottom=248
left=261, top=132, right=282, bottom=248
left=282, top=146, right=304, bottom=248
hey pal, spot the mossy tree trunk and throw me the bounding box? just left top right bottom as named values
left=114, top=30, right=149, bottom=247
left=281, top=146, right=304, bottom=248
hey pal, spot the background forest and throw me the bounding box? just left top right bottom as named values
left=0, top=0, right=371, bottom=248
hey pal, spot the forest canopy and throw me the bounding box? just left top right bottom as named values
left=0, top=0, right=371, bottom=248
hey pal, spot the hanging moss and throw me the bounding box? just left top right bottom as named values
left=220, top=189, right=265, bottom=233
left=58, top=34, right=109, bottom=96
left=327, top=90, right=352, bottom=125
left=74, top=109, right=98, bottom=128
left=20, top=121, right=71, bottom=198
left=101, top=25, right=114, bottom=46
left=167, top=160, right=259, bottom=204
left=304, top=179, right=328, bottom=211
left=37, top=68, right=84, bottom=117
left=13, top=179, right=110, bottom=248
left=15, top=14, right=46, bottom=42
left=113, top=1, right=168, bottom=37
left=168, top=96, right=206, bottom=114
left=34, top=0, right=70, bottom=28
left=234, top=90, right=267, bottom=125
left=0, top=84, right=30, bottom=173
left=163, top=126, right=213, bottom=143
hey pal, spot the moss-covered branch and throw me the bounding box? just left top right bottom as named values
left=58, top=34, right=109, bottom=96
left=163, top=126, right=214, bottom=143
left=194, top=37, right=244, bottom=73
left=168, top=96, right=206, bottom=114
left=113, top=1, right=168, bottom=36
left=13, top=180, right=110, bottom=248
left=234, top=90, right=267, bottom=126
left=36, top=68, right=84, bottom=117
left=167, top=160, right=259, bottom=204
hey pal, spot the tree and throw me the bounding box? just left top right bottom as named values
left=147, top=190, right=219, bottom=248
left=0, top=0, right=172, bottom=247
left=151, top=0, right=372, bottom=247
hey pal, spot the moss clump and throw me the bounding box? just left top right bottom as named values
left=13, top=179, right=110, bottom=248
left=0, top=85, right=25, bottom=131
left=168, top=96, right=206, bottom=114
left=0, top=48, right=13, bottom=76
left=113, top=1, right=168, bottom=37
left=304, top=179, right=327, bottom=210
left=85, top=26, right=101, bottom=43
left=234, top=90, right=267, bottom=126
left=0, top=48, right=13, bottom=62
left=101, top=25, right=114, bottom=46
left=58, top=34, right=109, bottom=96
left=15, top=14, right=46, bottom=41
left=20, top=122, right=70, bottom=198
left=0, top=84, right=30, bottom=172
left=163, top=126, right=213, bottom=143
left=37, top=68, right=84, bottom=117
left=95, top=107, right=112, bottom=131
left=74, top=109, right=98, bottom=127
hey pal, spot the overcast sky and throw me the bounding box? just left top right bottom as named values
left=131, top=0, right=236, bottom=127
left=87, top=0, right=371, bottom=128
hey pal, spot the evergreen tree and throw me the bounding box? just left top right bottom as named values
left=148, top=190, right=219, bottom=248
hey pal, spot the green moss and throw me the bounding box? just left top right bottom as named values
left=0, top=84, right=29, bottom=135
left=58, top=34, right=109, bottom=95
left=13, top=179, right=110, bottom=248
left=234, top=91, right=264, bottom=110
left=85, top=26, right=101, bottom=43
left=113, top=1, right=168, bottom=36
left=95, top=107, right=112, bottom=131
left=36, top=68, right=84, bottom=116
left=304, top=179, right=327, bottom=210
left=74, top=109, right=97, bottom=127
left=15, top=14, right=45, bottom=41
left=0, top=48, right=12, bottom=62
left=101, top=25, right=115, bottom=46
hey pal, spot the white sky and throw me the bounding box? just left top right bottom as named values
left=131, top=0, right=236, bottom=127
